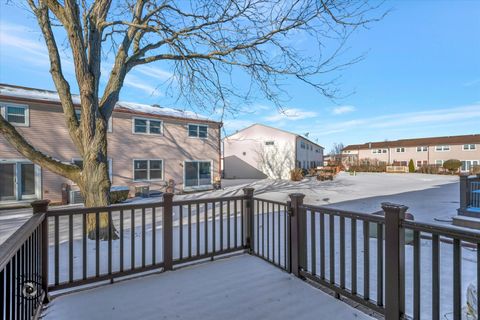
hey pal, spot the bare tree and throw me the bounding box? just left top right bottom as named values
left=256, top=142, right=295, bottom=180
left=0, top=0, right=382, bottom=239
left=329, top=142, right=345, bottom=155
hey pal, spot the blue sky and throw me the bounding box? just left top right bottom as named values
left=0, top=1, right=479, bottom=152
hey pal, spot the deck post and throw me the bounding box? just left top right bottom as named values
left=289, top=193, right=305, bottom=277
left=31, top=199, right=50, bottom=303
left=459, top=174, right=469, bottom=210
left=243, top=188, right=255, bottom=252
left=163, top=193, right=174, bottom=271
left=382, top=202, right=408, bottom=320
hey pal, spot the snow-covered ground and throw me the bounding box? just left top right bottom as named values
left=42, top=254, right=373, bottom=320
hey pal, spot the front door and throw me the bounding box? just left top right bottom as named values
left=0, top=163, right=16, bottom=201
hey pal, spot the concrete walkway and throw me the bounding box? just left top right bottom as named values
left=42, top=254, right=373, bottom=320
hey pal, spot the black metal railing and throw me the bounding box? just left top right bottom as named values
left=0, top=211, right=45, bottom=320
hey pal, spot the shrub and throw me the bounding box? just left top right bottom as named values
left=348, top=158, right=386, bottom=173
left=307, top=168, right=317, bottom=176
left=110, top=188, right=129, bottom=204
left=290, top=168, right=304, bottom=181
left=408, top=159, right=415, bottom=173
left=472, top=165, right=480, bottom=175
left=443, top=159, right=462, bottom=173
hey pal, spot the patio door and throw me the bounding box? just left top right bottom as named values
left=0, top=161, right=39, bottom=201
left=0, top=163, right=16, bottom=201
left=461, top=160, right=479, bottom=172
left=184, top=161, right=212, bottom=188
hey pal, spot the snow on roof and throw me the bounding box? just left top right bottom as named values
left=0, top=84, right=211, bottom=122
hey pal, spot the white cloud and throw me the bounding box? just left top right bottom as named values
left=135, top=65, right=173, bottom=81
left=264, top=108, right=317, bottom=122
left=124, top=74, right=162, bottom=97
left=331, top=105, right=356, bottom=115
left=313, top=104, right=480, bottom=136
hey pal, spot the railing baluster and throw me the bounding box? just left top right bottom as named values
left=277, top=204, right=281, bottom=266
left=220, top=201, right=224, bottom=251
left=320, top=212, right=325, bottom=280
left=413, top=230, right=420, bottom=319
left=83, top=214, right=87, bottom=279
left=284, top=205, right=287, bottom=269
left=131, top=209, right=135, bottom=270
left=212, top=202, right=216, bottom=254
left=204, top=203, right=208, bottom=254
left=16, top=250, right=20, bottom=318
left=120, top=210, right=124, bottom=272
left=340, top=216, right=345, bottom=289
left=241, top=199, right=244, bottom=247
left=363, top=221, right=370, bottom=301
left=0, top=269, right=4, bottom=320
left=432, top=234, right=440, bottom=320
left=188, top=204, right=192, bottom=258
left=152, top=207, right=156, bottom=265
left=272, top=203, right=275, bottom=264
left=227, top=201, right=231, bottom=250
left=257, top=200, right=260, bottom=254
left=54, top=215, right=59, bottom=285
left=477, top=243, right=480, bottom=320
left=95, top=212, right=100, bottom=277
left=267, top=202, right=270, bottom=260
left=262, top=201, right=265, bottom=257
left=197, top=203, right=201, bottom=255
left=453, top=239, right=461, bottom=320
left=5, top=260, right=11, bottom=320
left=234, top=199, right=238, bottom=248
left=108, top=210, right=113, bottom=275
left=310, top=211, right=316, bottom=275
left=179, top=205, right=183, bottom=260
left=69, top=214, right=74, bottom=283
left=329, top=214, right=335, bottom=286
left=377, top=223, right=383, bottom=306
left=142, top=208, right=146, bottom=268
left=351, top=218, right=357, bottom=295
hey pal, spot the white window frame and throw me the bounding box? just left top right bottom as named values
left=132, top=159, right=164, bottom=181
left=187, top=123, right=208, bottom=139
left=75, top=109, right=112, bottom=132
left=0, top=102, right=29, bottom=127
left=396, top=147, right=405, bottom=153
left=435, top=145, right=450, bottom=152
left=183, top=160, right=213, bottom=189
left=132, top=117, right=163, bottom=135
left=462, top=144, right=476, bottom=151
left=461, top=160, right=480, bottom=171
left=416, top=146, right=428, bottom=152
left=435, top=160, right=444, bottom=166
left=72, top=158, right=113, bottom=181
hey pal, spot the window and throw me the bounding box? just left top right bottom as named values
left=133, top=118, right=162, bottom=135
left=372, top=149, right=387, bottom=154
left=300, top=141, right=306, bottom=149
left=396, top=147, right=405, bottom=153
left=416, top=160, right=422, bottom=167
left=185, top=161, right=211, bottom=187
left=188, top=124, right=208, bottom=138
left=416, top=146, right=428, bottom=152
left=75, top=109, right=112, bottom=132
left=265, top=141, right=274, bottom=146
left=435, top=160, right=444, bottom=166
left=72, top=158, right=112, bottom=180
left=1, top=103, right=29, bottom=126
left=133, top=160, right=163, bottom=181
left=435, top=145, right=450, bottom=152
left=463, top=144, right=476, bottom=151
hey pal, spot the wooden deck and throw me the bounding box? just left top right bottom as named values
left=42, top=254, right=373, bottom=320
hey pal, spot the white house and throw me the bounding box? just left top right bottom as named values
left=223, top=124, right=323, bottom=179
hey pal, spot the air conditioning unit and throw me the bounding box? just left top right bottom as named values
left=69, top=190, right=84, bottom=204
left=135, top=185, right=150, bottom=198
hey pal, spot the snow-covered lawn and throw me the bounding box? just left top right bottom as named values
left=42, top=254, right=373, bottom=320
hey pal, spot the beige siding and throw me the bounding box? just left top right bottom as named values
left=0, top=99, right=220, bottom=203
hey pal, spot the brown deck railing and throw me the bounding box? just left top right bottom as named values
left=1, top=188, right=479, bottom=320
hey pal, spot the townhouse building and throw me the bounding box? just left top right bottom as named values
left=0, top=84, right=221, bottom=205
left=223, top=123, right=323, bottom=179
left=342, top=134, right=480, bottom=172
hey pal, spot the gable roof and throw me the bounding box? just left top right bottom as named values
left=0, top=83, right=220, bottom=125
left=225, top=123, right=324, bottom=149
left=343, top=134, right=480, bottom=151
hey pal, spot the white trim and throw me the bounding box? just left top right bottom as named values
left=183, top=160, right=213, bottom=190
left=0, top=159, right=41, bottom=202
left=187, top=123, right=208, bottom=139
left=132, top=117, right=163, bottom=135
left=416, top=146, right=428, bottom=152
left=132, top=159, right=164, bottom=181
left=0, top=102, right=30, bottom=127
left=434, top=145, right=450, bottom=152
left=462, top=144, right=476, bottom=151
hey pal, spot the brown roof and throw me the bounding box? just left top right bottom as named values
left=343, top=134, right=480, bottom=151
